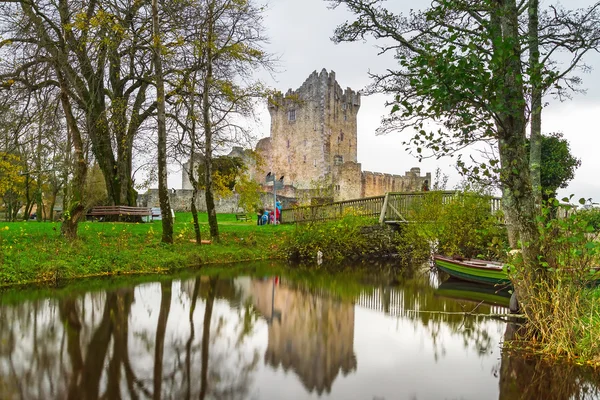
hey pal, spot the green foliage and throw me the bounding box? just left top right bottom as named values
left=540, top=134, right=581, bottom=199
left=83, top=163, right=108, bottom=208
left=0, top=152, right=23, bottom=196
left=196, top=156, right=246, bottom=196
left=400, top=191, right=508, bottom=262
left=235, top=174, right=262, bottom=213
left=525, top=133, right=581, bottom=200
left=282, top=215, right=394, bottom=262
left=509, top=199, right=600, bottom=363
left=578, top=208, right=600, bottom=232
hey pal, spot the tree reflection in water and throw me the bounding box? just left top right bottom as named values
left=1, top=268, right=600, bottom=399
left=0, top=277, right=261, bottom=400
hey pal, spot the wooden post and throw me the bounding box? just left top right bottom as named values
left=379, top=192, right=389, bottom=224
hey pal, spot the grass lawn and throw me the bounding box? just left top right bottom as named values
left=0, top=212, right=295, bottom=287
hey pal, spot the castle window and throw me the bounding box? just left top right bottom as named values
left=339, top=131, right=344, bottom=141
left=303, top=155, right=307, bottom=163
left=344, top=113, right=348, bottom=121
left=287, top=139, right=290, bottom=149
left=342, top=103, right=347, bottom=110
left=335, top=185, right=341, bottom=191
left=314, top=159, right=317, bottom=167
left=333, top=155, right=343, bottom=166
left=288, top=109, right=296, bottom=122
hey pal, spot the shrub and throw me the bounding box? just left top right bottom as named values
left=578, top=207, right=600, bottom=232
left=281, top=214, right=397, bottom=262
left=400, top=191, right=508, bottom=262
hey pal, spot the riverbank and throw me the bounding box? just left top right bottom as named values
left=0, top=213, right=294, bottom=287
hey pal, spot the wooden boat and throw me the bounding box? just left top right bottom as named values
left=434, top=255, right=511, bottom=287
left=435, top=279, right=511, bottom=308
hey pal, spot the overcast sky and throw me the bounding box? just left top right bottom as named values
left=169, top=0, right=600, bottom=202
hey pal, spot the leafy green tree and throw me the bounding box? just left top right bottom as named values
left=196, top=156, right=246, bottom=197
left=536, top=133, right=580, bottom=202
left=326, top=0, right=600, bottom=280
left=236, top=174, right=262, bottom=215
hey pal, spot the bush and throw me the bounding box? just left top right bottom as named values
left=281, top=214, right=398, bottom=262
left=578, top=207, right=600, bottom=232
left=400, top=191, right=508, bottom=262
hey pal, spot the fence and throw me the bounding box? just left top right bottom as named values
left=281, top=191, right=503, bottom=224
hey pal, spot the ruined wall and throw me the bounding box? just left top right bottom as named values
left=265, top=69, right=360, bottom=190
left=140, top=189, right=285, bottom=214
left=332, top=161, right=362, bottom=201
left=362, top=167, right=431, bottom=197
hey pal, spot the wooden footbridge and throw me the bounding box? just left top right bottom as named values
left=280, top=191, right=503, bottom=225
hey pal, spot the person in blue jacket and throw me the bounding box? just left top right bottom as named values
left=261, top=209, right=270, bottom=225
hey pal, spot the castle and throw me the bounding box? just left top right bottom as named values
left=254, top=69, right=429, bottom=202
left=180, top=69, right=429, bottom=207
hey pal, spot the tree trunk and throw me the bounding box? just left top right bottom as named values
left=35, top=108, right=44, bottom=222
left=187, top=73, right=202, bottom=245
left=528, top=0, right=542, bottom=206
left=493, top=0, right=543, bottom=309
left=185, top=277, right=201, bottom=398
left=152, top=0, right=174, bottom=244
left=59, top=82, right=87, bottom=240
left=203, top=1, right=219, bottom=241
left=153, top=281, right=172, bottom=400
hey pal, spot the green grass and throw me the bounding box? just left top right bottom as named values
left=0, top=212, right=294, bottom=287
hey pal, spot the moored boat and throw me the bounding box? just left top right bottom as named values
left=434, top=255, right=511, bottom=287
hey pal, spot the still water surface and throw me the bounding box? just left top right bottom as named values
left=1, top=262, right=599, bottom=400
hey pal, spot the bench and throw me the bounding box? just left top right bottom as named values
left=87, top=206, right=152, bottom=221
left=235, top=213, right=250, bottom=221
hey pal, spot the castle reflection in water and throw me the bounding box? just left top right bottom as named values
left=240, top=277, right=357, bottom=395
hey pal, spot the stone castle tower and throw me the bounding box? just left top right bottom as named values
left=257, top=69, right=360, bottom=191
left=254, top=69, right=429, bottom=202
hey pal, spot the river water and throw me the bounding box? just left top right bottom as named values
left=1, top=261, right=599, bottom=400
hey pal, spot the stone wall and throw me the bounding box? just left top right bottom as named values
left=139, top=189, right=297, bottom=214
left=362, top=167, right=431, bottom=197
left=332, top=161, right=362, bottom=201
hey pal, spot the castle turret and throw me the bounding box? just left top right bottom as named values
left=266, top=69, right=360, bottom=190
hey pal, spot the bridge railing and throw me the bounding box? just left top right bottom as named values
left=281, top=195, right=384, bottom=224
left=281, top=191, right=503, bottom=224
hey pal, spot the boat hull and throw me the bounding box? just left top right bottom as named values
left=434, top=256, right=511, bottom=287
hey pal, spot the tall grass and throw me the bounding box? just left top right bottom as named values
left=509, top=202, right=600, bottom=365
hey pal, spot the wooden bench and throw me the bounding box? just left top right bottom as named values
left=235, top=213, right=250, bottom=221
left=87, top=206, right=152, bottom=221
